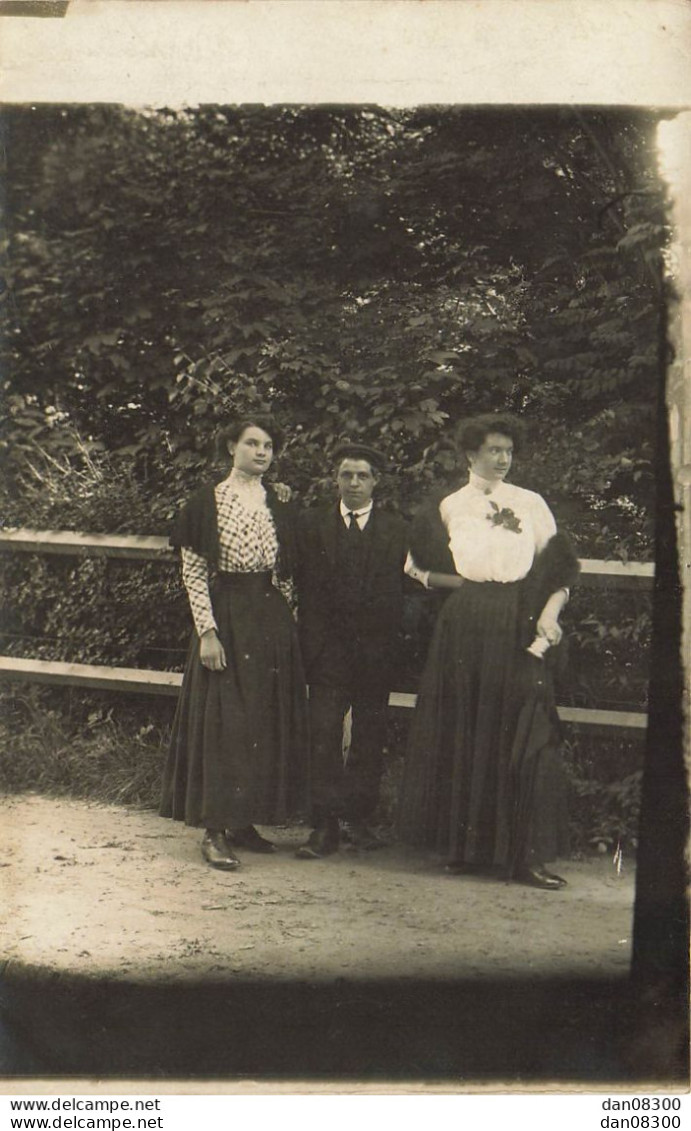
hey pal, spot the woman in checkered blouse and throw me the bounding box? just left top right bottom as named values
left=160, top=415, right=309, bottom=870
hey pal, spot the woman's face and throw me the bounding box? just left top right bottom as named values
left=228, top=426, right=274, bottom=476
left=467, top=431, right=514, bottom=483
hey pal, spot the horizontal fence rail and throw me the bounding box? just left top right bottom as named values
left=0, top=657, right=648, bottom=734
left=0, top=527, right=653, bottom=735
left=0, top=528, right=175, bottom=562
left=0, top=528, right=656, bottom=588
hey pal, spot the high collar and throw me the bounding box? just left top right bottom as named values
left=225, top=467, right=265, bottom=491
left=468, top=471, right=506, bottom=497
left=339, top=499, right=374, bottom=519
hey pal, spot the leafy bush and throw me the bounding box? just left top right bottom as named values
left=563, top=735, right=643, bottom=853
left=0, top=686, right=172, bottom=808
left=566, top=589, right=652, bottom=712
left=3, top=105, right=665, bottom=558
left=0, top=445, right=189, bottom=669
left=1, top=552, right=187, bottom=669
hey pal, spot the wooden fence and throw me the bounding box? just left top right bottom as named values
left=0, top=528, right=654, bottom=735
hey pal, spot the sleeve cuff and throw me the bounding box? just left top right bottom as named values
left=405, top=551, right=430, bottom=589
left=196, top=616, right=219, bottom=638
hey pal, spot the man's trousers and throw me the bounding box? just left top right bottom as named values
left=308, top=682, right=389, bottom=823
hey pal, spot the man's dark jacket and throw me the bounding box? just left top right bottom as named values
left=296, top=504, right=408, bottom=691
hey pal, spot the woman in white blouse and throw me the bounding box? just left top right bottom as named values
left=399, top=414, right=580, bottom=889
left=160, top=416, right=309, bottom=870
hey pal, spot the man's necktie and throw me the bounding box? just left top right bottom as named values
left=347, top=511, right=362, bottom=536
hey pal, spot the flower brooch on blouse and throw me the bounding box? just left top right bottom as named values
left=486, top=500, right=522, bottom=533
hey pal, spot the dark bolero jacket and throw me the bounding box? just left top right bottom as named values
left=408, top=488, right=581, bottom=649
left=169, top=480, right=298, bottom=581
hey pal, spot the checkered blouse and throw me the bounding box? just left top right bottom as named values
left=181, top=470, right=279, bottom=637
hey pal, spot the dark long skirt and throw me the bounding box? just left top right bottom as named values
left=160, top=572, right=309, bottom=829
left=398, top=580, right=568, bottom=874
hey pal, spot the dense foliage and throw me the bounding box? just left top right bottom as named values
left=1, top=105, right=664, bottom=844
left=2, top=104, right=666, bottom=552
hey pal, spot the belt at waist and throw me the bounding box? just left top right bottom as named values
left=214, top=571, right=273, bottom=591
left=462, top=578, right=524, bottom=589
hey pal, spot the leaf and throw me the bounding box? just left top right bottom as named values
left=425, top=351, right=460, bottom=364
left=83, top=331, right=121, bottom=352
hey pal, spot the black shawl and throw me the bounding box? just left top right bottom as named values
left=169, top=481, right=298, bottom=581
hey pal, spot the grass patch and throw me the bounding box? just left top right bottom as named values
left=0, top=686, right=643, bottom=853
left=0, top=686, right=168, bottom=808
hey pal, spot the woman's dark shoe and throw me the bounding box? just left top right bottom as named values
left=295, top=819, right=340, bottom=859
left=201, top=830, right=241, bottom=870
left=515, top=863, right=566, bottom=890
left=227, top=825, right=277, bottom=854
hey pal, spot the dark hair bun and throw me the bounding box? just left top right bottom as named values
left=455, top=413, right=524, bottom=456
left=218, top=414, right=285, bottom=457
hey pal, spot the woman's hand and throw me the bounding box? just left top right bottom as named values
left=199, top=629, right=226, bottom=671
left=536, top=613, right=563, bottom=647
left=274, top=482, right=293, bottom=503
left=536, top=589, right=568, bottom=646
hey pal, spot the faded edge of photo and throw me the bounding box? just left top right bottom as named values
left=0, top=0, right=689, bottom=1097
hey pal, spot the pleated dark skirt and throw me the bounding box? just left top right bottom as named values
left=160, top=572, right=309, bottom=829
left=398, top=580, right=568, bottom=874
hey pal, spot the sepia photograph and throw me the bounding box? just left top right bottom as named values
left=0, top=0, right=689, bottom=1097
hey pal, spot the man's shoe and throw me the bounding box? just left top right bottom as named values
left=514, top=863, right=566, bottom=890
left=227, top=825, right=277, bottom=854
left=201, top=830, right=240, bottom=870
left=295, top=822, right=339, bottom=859
left=539, top=866, right=567, bottom=886
left=343, top=822, right=388, bottom=851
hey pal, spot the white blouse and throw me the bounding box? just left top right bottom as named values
left=181, top=469, right=279, bottom=637
left=406, top=472, right=557, bottom=586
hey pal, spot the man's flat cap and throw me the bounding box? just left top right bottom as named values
left=332, top=441, right=387, bottom=471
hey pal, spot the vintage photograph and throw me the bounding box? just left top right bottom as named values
left=0, top=0, right=688, bottom=1094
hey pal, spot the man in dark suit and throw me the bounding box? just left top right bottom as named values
left=295, top=442, right=408, bottom=859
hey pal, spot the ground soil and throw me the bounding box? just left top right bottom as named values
left=7, top=795, right=685, bottom=1086
left=1, top=794, right=635, bottom=984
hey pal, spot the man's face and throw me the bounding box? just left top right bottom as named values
left=336, top=459, right=378, bottom=511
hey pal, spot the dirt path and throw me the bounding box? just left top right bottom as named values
left=1, top=794, right=635, bottom=984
